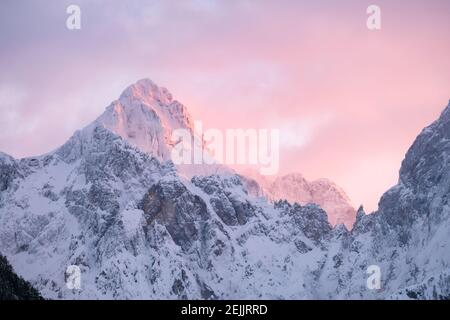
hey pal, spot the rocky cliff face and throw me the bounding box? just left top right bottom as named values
left=0, top=80, right=448, bottom=299
left=320, top=102, right=450, bottom=299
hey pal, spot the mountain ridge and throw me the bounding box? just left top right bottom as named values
left=249, top=172, right=357, bottom=229
left=0, top=80, right=448, bottom=299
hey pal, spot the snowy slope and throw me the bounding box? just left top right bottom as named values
left=0, top=133, right=333, bottom=299
left=0, top=80, right=449, bottom=300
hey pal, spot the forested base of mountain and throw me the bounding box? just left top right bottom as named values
left=0, top=253, right=42, bottom=300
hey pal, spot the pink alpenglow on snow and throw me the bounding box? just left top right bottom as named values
left=1, top=1, right=450, bottom=214
left=77, top=78, right=357, bottom=227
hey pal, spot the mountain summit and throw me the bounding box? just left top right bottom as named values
left=96, top=79, right=194, bottom=160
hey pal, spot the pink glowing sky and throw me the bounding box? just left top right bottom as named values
left=1, top=0, right=449, bottom=212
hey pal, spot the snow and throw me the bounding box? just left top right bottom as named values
left=0, top=79, right=449, bottom=300
left=121, top=208, right=144, bottom=237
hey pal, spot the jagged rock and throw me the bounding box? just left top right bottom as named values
left=139, top=179, right=209, bottom=251
left=0, top=152, right=20, bottom=193
left=192, top=175, right=255, bottom=226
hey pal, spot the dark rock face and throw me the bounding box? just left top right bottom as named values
left=140, top=179, right=209, bottom=251
left=0, top=254, right=42, bottom=300
left=345, top=102, right=450, bottom=298
left=0, top=153, right=19, bottom=193
left=192, top=175, right=255, bottom=226
left=401, top=104, right=450, bottom=188
left=276, top=200, right=332, bottom=243
left=352, top=206, right=376, bottom=235
left=382, top=104, right=450, bottom=227
left=292, top=204, right=332, bottom=243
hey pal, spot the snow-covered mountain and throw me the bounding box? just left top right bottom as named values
left=96, top=79, right=193, bottom=161
left=92, top=79, right=230, bottom=179
left=91, top=78, right=355, bottom=225
left=0, top=80, right=448, bottom=299
left=240, top=172, right=356, bottom=229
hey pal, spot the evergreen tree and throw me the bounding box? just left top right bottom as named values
left=0, top=253, right=43, bottom=300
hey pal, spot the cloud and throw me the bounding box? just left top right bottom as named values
left=0, top=84, right=31, bottom=138
left=0, top=0, right=449, bottom=212
left=279, top=114, right=334, bottom=149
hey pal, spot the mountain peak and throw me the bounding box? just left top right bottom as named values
left=87, top=79, right=193, bottom=161
left=119, top=78, right=173, bottom=105
left=355, top=205, right=366, bottom=221
left=262, top=173, right=356, bottom=229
